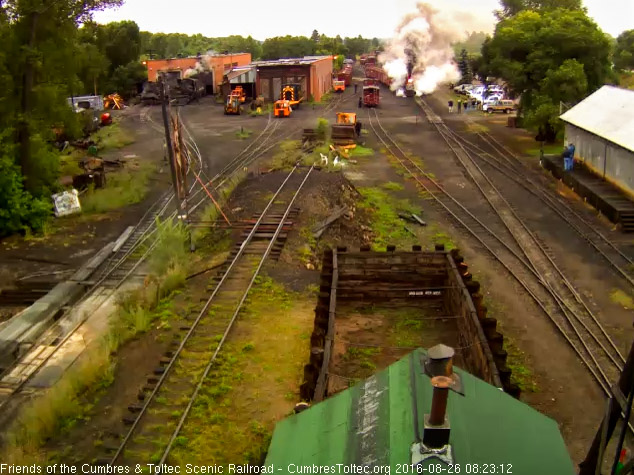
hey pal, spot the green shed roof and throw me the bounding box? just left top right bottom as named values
left=266, top=349, right=574, bottom=474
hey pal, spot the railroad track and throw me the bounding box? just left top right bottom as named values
left=368, top=105, right=625, bottom=398
left=0, top=94, right=335, bottom=414
left=104, top=164, right=314, bottom=466
left=458, top=128, right=634, bottom=289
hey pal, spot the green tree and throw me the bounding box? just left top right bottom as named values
left=457, top=49, right=473, bottom=84
left=495, top=0, right=583, bottom=19
left=310, top=29, right=319, bottom=42
left=485, top=9, right=611, bottom=139
left=614, top=30, right=634, bottom=71
left=3, top=0, right=122, bottom=195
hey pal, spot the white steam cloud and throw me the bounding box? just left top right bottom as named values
left=183, top=51, right=219, bottom=78
left=379, top=3, right=470, bottom=95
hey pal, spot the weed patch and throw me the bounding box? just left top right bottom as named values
left=610, top=289, right=634, bottom=310
left=358, top=187, right=420, bottom=250
left=92, top=122, right=134, bottom=150
left=2, top=344, right=114, bottom=463
left=235, top=128, right=252, bottom=140
left=349, top=145, right=374, bottom=157
left=504, top=338, right=538, bottom=392
left=81, top=162, right=155, bottom=214
left=168, top=275, right=313, bottom=464
left=382, top=181, right=404, bottom=191
left=271, top=140, right=303, bottom=170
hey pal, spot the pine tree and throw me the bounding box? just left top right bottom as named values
left=458, top=49, right=473, bottom=85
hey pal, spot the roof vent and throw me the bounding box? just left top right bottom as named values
left=412, top=344, right=464, bottom=466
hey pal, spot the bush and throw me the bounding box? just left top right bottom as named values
left=0, top=141, right=52, bottom=237
left=316, top=118, right=329, bottom=142
left=150, top=218, right=189, bottom=276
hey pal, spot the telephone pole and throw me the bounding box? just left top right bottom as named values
left=159, top=77, right=185, bottom=220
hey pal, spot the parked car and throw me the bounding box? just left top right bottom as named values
left=486, top=99, right=516, bottom=114
left=453, top=84, right=474, bottom=95
left=469, top=86, right=485, bottom=98
left=482, top=96, right=503, bottom=111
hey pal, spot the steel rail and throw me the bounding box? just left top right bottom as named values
left=424, top=110, right=627, bottom=369
left=159, top=165, right=315, bottom=464
left=109, top=164, right=309, bottom=465
left=367, top=108, right=613, bottom=394
left=430, top=120, right=624, bottom=376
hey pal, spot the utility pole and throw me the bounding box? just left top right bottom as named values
left=159, top=77, right=185, bottom=220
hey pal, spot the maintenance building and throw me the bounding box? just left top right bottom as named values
left=560, top=85, right=634, bottom=196
left=144, top=53, right=251, bottom=94
left=252, top=56, right=333, bottom=102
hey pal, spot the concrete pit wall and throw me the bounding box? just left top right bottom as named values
left=300, top=246, right=519, bottom=403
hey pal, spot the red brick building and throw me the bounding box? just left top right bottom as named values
left=252, top=56, right=333, bottom=102
left=144, top=53, right=251, bottom=94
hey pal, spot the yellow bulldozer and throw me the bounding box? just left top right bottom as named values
left=331, top=112, right=362, bottom=146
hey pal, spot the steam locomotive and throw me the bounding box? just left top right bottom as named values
left=403, top=49, right=416, bottom=97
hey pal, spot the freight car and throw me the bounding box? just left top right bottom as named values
left=364, top=65, right=392, bottom=88
left=336, top=66, right=352, bottom=86
left=362, top=78, right=379, bottom=107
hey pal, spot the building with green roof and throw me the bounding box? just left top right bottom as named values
left=265, top=348, right=574, bottom=474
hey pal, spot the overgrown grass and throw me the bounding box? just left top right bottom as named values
left=2, top=218, right=191, bottom=463
left=343, top=347, right=380, bottom=377
left=81, top=161, right=155, bottom=214
left=504, top=337, right=538, bottom=393
left=168, top=275, right=314, bottom=464
left=358, top=187, right=420, bottom=250
left=235, top=128, right=253, bottom=140
left=2, top=342, right=114, bottom=463
left=391, top=307, right=427, bottom=347
left=349, top=145, right=374, bottom=157
left=430, top=229, right=456, bottom=251
left=192, top=171, right=246, bottom=243
left=382, top=181, right=404, bottom=191
left=271, top=140, right=302, bottom=170
left=610, top=289, right=634, bottom=310
left=92, top=121, right=134, bottom=150
left=316, top=117, right=329, bottom=142
left=525, top=141, right=563, bottom=157
left=317, top=91, right=333, bottom=104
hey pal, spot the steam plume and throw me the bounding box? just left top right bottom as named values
left=379, top=3, right=467, bottom=95
left=183, top=50, right=218, bottom=78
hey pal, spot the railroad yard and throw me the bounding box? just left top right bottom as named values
left=2, top=54, right=634, bottom=470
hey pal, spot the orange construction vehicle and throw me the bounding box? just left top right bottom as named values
left=274, top=100, right=292, bottom=118
left=281, top=84, right=303, bottom=108
left=225, top=94, right=242, bottom=115
left=333, top=80, right=345, bottom=93
left=231, top=86, right=246, bottom=103
left=331, top=112, right=361, bottom=146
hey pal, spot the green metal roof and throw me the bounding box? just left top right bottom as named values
left=266, top=349, right=574, bottom=474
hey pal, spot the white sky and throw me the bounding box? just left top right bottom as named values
left=93, top=0, right=633, bottom=40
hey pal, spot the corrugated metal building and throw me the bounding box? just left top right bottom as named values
left=560, top=86, right=634, bottom=196
left=144, top=53, right=251, bottom=94
left=266, top=347, right=574, bottom=472
left=253, top=56, right=333, bottom=102
left=221, top=65, right=256, bottom=99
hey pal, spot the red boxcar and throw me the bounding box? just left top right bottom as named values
left=364, top=65, right=392, bottom=88
left=337, top=66, right=352, bottom=86
left=363, top=85, right=380, bottom=107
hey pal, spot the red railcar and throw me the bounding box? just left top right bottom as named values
left=337, top=66, right=352, bottom=86
left=363, top=85, right=380, bottom=107
left=364, top=65, right=392, bottom=88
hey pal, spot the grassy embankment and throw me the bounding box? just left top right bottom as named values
left=1, top=219, right=191, bottom=463
left=166, top=275, right=315, bottom=465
